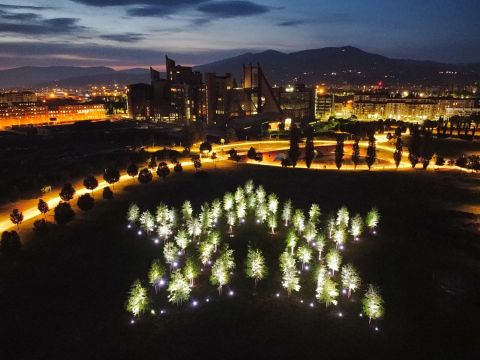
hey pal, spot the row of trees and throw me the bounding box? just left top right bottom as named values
left=126, top=180, right=384, bottom=324
left=334, top=133, right=377, bottom=170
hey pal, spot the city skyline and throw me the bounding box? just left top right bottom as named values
left=0, top=0, right=479, bottom=69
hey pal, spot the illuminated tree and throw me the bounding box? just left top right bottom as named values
left=319, top=277, right=339, bottom=308
left=183, top=257, right=200, bottom=287
left=127, top=280, right=149, bottom=317
left=296, top=245, right=312, bottom=270
left=267, top=193, right=279, bottom=214
left=255, top=202, right=268, bottom=224
left=127, top=203, right=140, bottom=225
left=155, top=203, right=170, bottom=225
left=315, top=265, right=328, bottom=301
left=234, top=187, right=245, bottom=204
left=280, top=251, right=300, bottom=295
left=211, top=199, right=222, bottom=224
left=366, top=208, right=380, bottom=231
left=163, top=242, right=179, bottom=270
left=236, top=200, right=247, bottom=223
left=175, top=229, right=189, bottom=253
left=244, top=179, right=255, bottom=195
left=256, top=185, right=266, bottom=204
left=199, top=241, right=215, bottom=265
left=210, top=247, right=235, bottom=294
left=326, top=215, right=335, bottom=238
left=200, top=202, right=213, bottom=231
left=282, top=200, right=293, bottom=226
left=309, top=203, right=321, bottom=224
left=303, top=221, right=317, bottom=243
left=9, top=209, right=23, bottom=230
left=223, top=192, right=234, bottom=212
left=167, top=270, right=191, bottom=305
left=341, top=264, right=361, bottom=298
left=38, top=199, right=49, bottom=219
left=362, top=284, right=384, bottom=323
left=247, top=193, right=257, bottom=211
left=326, top=249, right=342, bottom=276
left=315, top=234, right=326, bottom=260
left=208, top=230, right=221, bottom=252
left=140, top=210, right=155, bottom=235
left=226, top=211, right=236, bottom=233
left=268, top=213, right=277, bottom=234
left=285, top=229, right=298, bottom=255
left=182, top=201, right=193, bottom=221
left=157, top=223, right=172, bottom=240
left=336, top=206, right=349, bottom=227
left=245, top=248, right=267, bottom=287
left=333, top=226, right=346, bottom=249
left=292, top=209, right=305, bottom=234
left=350, top=214, right=363, bottom=239
left=148, top=259, right=165, bottom=293
left=187, top=218, right=202, bottom=242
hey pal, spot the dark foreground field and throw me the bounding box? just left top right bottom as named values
left=1, top=164, right=480, bottom=359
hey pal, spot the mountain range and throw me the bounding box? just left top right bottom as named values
left=0, top=46, right=479, bottom=89
left=0, top=66, right=150, bottom=89
left=195, top=47, right=480, bottom=86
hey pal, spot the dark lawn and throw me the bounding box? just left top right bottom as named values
left=1, top=165, right=480, bottom=359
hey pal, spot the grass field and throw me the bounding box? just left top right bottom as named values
left=1, top=164, right=480, bottom=359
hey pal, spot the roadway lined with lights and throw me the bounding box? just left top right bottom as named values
left=0, top=137, right=471, bottom=234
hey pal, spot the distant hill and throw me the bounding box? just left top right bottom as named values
left=195, top=46, right=480, bottom=86
left=0, top=66, right=150, bottom=89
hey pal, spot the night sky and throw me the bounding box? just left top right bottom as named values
left=0, top=0, right=479, bottom=69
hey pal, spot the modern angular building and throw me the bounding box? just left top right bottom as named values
left=127, top=58, right=316, bottom=127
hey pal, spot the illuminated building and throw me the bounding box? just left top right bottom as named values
left=0, top=91, right=37, bottom=104
left=316, top=94, right=334, bottom=120
left=205, top=72, right=234, bottom=125
left=352, top=94, right=479, bottom=121
left=48, top=101, right=106, bottom=123
left=0, top=102, right=49, bottom=127
left=0, top=100, right=107, bottom=128
left=275, top=84, right=315, bottom=125
left=128, top=57, right=205, bottom=123
left=128, top=83, right=152, bottom=120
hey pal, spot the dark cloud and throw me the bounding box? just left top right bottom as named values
left=0, top=4, right=51, bottom=10
left=0, top=41, right=255, bottom=67
left=0, top=10, right=42, bottom=21
left=71, top=0, right=207, bottom=7
left=125, top=1, right=209, bottom=17
left=0, top=6, right=87, bottom=36
left=277, top=19, right=309, bottom=27
left=197, top=1, right=272, bottom=17
left=100, top=32, right=146, bottom=42
left=0, top=16, right=86, bottom=35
